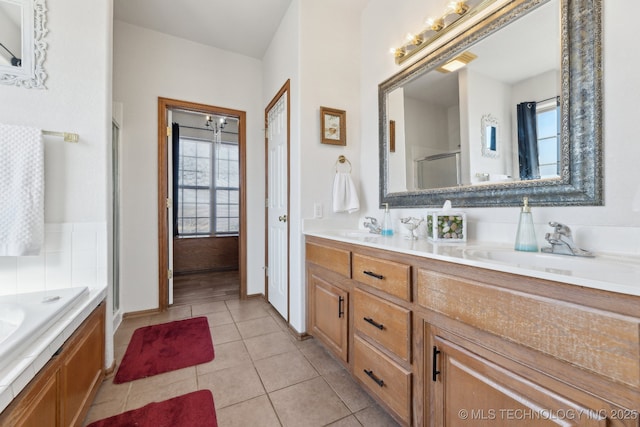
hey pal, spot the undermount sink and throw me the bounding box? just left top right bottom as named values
left=462, top=246, right=640, bottom=287
left=336, top=230, right=381, bottom=238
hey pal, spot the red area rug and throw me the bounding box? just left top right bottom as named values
left=87, top=390, right=217, bottom=427
left=114, top=316, right=214, bottom=384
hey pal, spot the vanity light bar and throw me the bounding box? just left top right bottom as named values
left=391, top=0, right=496, bottom=65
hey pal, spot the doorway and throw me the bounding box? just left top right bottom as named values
left=265, top=81, right=290, bottom=321
left=158, top=97, right=247, bottom=310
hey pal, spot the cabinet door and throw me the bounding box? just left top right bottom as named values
left=14, top=372, right=59, bottom=427
left=310, top=271, right=349, bottom=362
left=428, top=327, right=607, bottom=427
left=61, top=303, right=105, bottom=426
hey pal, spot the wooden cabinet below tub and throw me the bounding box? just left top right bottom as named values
left=0, top=302, right=105, bottom=427
left=305, top=235, right=640, bottom=426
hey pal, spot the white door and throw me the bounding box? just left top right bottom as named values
left=167, top=110, right=174, bottom=305
left=267, top=93, right=288, bottom=319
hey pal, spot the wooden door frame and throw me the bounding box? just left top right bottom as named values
left=158, top=97, right=247, bottom=310
left=264, top=80, right=291, bottom=321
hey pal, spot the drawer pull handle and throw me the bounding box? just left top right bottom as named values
left=364, top=369, right=385, bottom=387
left=363, top=317, right=384, bottom=330
left=432, top=346, right=441, bottom=382
left=338, top=296, right=344, bottom=318
left=363, top=270, right=384, bottom=280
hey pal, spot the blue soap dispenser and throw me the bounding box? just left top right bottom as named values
left=514, top=197, right=538, bottom=252
left=381, top=203, right=394, bottom=236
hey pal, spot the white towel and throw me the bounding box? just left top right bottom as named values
left=0, top=124, right=44, bottom=256
left=333, top=172, right=360, bottom=213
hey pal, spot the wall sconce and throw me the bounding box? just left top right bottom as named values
left=390, top=0, right=496, bottom=65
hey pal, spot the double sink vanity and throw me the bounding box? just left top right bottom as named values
left=305, top=230, right=640, bottom=426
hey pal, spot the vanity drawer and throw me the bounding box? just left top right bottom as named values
left=354, top=288, right=411, bottom=362
left=352, top=253, right=411, bottom=301
left=306, top=242, right=351, bottom=278
left=353, top=335, right=411, bottom=424
left=417, top=269, right=640, bottom=388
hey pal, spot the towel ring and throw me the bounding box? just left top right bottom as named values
left=335, top=155, right=352, bottom=173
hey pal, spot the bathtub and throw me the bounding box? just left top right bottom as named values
left=0, top=287, right=89, bottom=373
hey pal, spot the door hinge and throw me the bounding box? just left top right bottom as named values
left=167, top=126, right=172, bottom=137
left=168, top=269, right=173, bottom=279
left=264, top=266, right=269, bottom=277
left=264, top=127, right=268, bottom=139
left=265, top=198, right=269, bottom=208
left=166, top=198, right=172, bottom=209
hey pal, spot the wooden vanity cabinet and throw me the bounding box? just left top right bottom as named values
left=308, top=268, right=349, bottom=363
left=306, top=236, right=640, bottom=427
left=0, top=302, right=106, bottom=427
left=306, top=241, right=352, bottom=364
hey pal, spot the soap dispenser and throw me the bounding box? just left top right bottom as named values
left=381, top=203, right=394, bottom=236
left=515, top=197, right=538, bottom=252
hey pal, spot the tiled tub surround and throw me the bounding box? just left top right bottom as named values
left=304, top=229, right=640, bottom=297
left=0, top=286, right=107, bottom=413
left=0, top=222, right=107, bottom=296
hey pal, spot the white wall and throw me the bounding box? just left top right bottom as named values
left=263, top=0, right=366, bottom=333
left=0, top=0, right=113, bottom=363
left=359, top=1, right=640, bottom=253
left=464, top=69, right=511, bottom=182
left=113, top=21, right=264, bottom=313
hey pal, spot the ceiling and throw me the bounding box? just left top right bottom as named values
left=113, top=0, right=294, bottom=59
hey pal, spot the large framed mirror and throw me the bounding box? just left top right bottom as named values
left=0, top=0, right=47, bottom=88
left=379, top=0, right=602, bottom=208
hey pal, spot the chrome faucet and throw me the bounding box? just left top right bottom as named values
left=541, top=222, right=594, bottom=257
left=363, top=216, right=382, bottom=234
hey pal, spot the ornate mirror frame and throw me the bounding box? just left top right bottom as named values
left=0, top=0, right=48, bottom=89
left=379, top=0, right=602, bottom=208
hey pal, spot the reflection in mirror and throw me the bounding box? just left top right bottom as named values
left=387, top=0, right=559, bottom=191
left=379, top=0, right=602, bottom=207
left=481, top=114, right=499, bottom=160
left=0, top=0, right=47, bottom=89
left=0, top=1, right=22, bottom=67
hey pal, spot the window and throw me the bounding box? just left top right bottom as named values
left=536, top=101, right=560, bottom=178
left=177, top=137, right=239, bottom=236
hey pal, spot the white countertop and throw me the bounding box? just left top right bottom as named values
left=0, top=287, right=107, bottom=414
left=304, top=230, right=640, bottom=297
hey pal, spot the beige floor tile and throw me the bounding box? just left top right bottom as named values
left=90, top=378, right=130, bottom=405
left=236, top=315, right=281, bottom=339
left=225, top=298, right=268, bottom=311
left=192, top=300, right=229, bottom=315
left=299, top=339, right=345, bottom=375
left=198, top=363, right=266, bottom=409
left=254, top=350, right=318, bottom=392
left=229, top=305, right=271, bottom=323
left=327, top=415, right=364, bottom=427
left=324, top=368, right=374, bottom=413
left=148, top=305, right=192, bottom=324
left=204, top=309, right=234, bottom=327
left=270, top=376, right=351, bottom=427
left=355, top=405, right=401, bottom=427
left=83, top=398, right=127, bottom=425
left=210, top=323, right=242, bottom=345
left=215, top=395, right=281, bottom=427
left=125, top=377, right=198, bottom=411
left=244, top=330, right=299, bottom=361
left=127, top=366, right=197, bottom=395
left=196, top=340, right=252, bottom=375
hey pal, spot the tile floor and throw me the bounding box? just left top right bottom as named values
left=83, top=297, right=400, bottom=426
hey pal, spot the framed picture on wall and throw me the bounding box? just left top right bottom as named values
left=320, top=106, right=346, bottom=146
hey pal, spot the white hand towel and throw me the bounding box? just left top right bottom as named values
left=333, top=172, right=360, bottom=213
left=0, top=124, right=44, bottom=256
